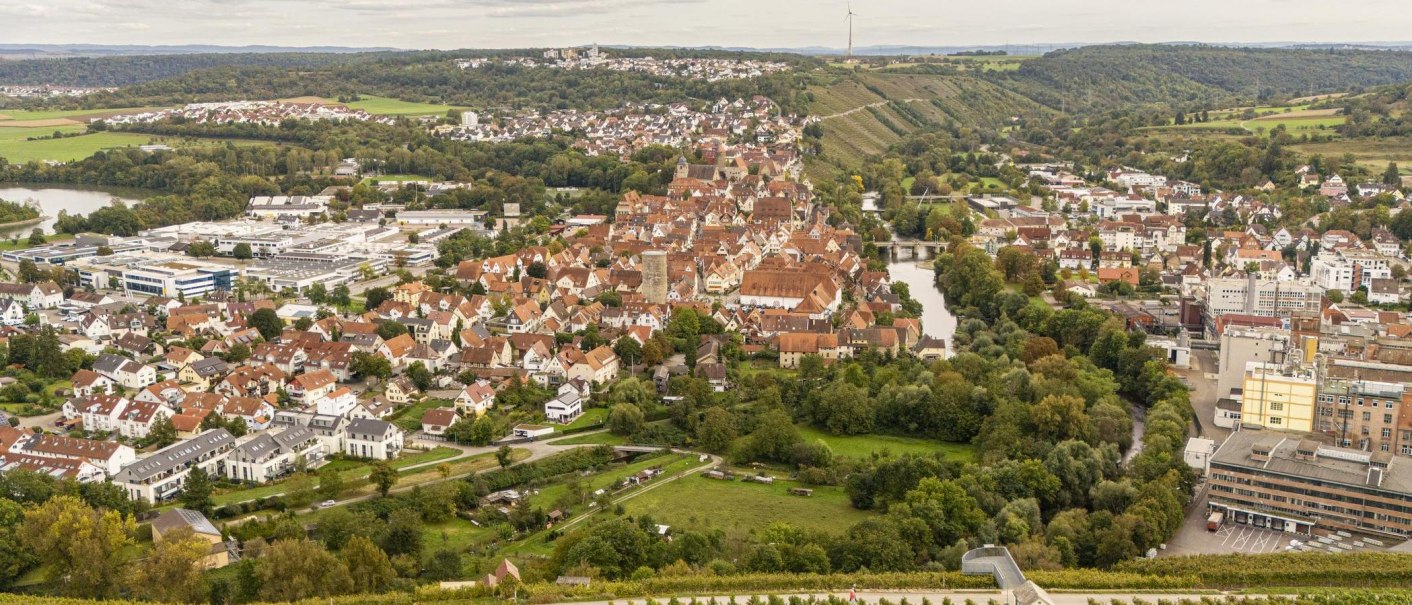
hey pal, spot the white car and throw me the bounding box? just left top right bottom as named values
left=319, top=500, right=337, bottom=508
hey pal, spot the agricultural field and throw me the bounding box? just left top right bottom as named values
left=0, top=125, right=159, bottom=164
left=1290, top=136, right=1412, bottom=172
left=0, top=106, right=169, bottom=128
left=796, top=425, right=977, bottom=461
left=283, top=95, right=463, bottom=116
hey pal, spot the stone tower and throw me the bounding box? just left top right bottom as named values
left=642, top=250, right=668, bottom=304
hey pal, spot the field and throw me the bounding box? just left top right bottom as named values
left=209, top=446, right=463, bottom=506
left=1157, top=105, right=1346, bottom=135
left=0, top=106, right=169, bottom=128
left=1290, top=136, right=1412, bottom=172
left=796, top=425, right=977, bottom=461
left=283, top=95, right=462, bottom=117
left=620, top=472, right=871, bottom=540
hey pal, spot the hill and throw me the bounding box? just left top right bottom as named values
left=806, top=72, right=1046, bottom=173
left=998, top=44, right=1412, bottom=112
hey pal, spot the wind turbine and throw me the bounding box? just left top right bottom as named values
left=845, top=3, right=857, bottom=61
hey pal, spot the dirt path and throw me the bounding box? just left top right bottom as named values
left=549, top=451, right=720, bottom=534
left=817, top=98, right=922, bottom=121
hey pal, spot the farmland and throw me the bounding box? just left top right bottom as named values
left=282, top=95, right=463, bottom=116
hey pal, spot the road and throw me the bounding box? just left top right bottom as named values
left=542, top=590, right=1242, bottom=605
left=817, top=98, right=922, bottom=121
left=1180, top=348, right=1229, bottom=441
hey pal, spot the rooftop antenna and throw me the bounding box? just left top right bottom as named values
left=845, top=3, right=857, bottom=61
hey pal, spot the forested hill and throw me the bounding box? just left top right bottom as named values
left=0, top=52, right=383, bottom=88
left=999, top=45, right=1412, bottom=112
left=4, top=51, right=812, bottom=114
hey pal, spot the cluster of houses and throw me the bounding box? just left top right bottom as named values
left=455, top=48, right=789, bottom=82
left=439, top=97, right=808, bottom=163
left=100, top=101, right=399, bottom=128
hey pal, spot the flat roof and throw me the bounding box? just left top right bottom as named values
left=1212, top=429, right=1412, bottom=495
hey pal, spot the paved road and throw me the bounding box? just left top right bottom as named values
left=1180, top=349, right=1229, bottom=441
left=544, top=590, right=1239, bottom=605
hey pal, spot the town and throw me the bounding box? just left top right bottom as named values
left=454, top=46, right=791, bottom=81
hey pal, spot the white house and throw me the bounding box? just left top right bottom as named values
left=223, top=427, right=325, bottom=483
left=92, top=354, right=157, bottom=389
left=343, top=418, right=404, bottom=460
left=544, top=391, right=583, bottom=424
left=113, top=429, right=236, bottom=503
left=455, top=382, right=496, bottom=417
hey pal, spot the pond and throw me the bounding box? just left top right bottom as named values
left=0, top=185, right=145, bottom=238
left=888, top=259, right=957, bottom=356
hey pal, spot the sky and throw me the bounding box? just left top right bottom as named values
left=2, top=0, right=1411, bottom=50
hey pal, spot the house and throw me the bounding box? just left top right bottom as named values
left=0, top=427, right=136, bottom=476
left=69, top=369, right=114, bottom=398
left=455, top=382, right=497, bottom=416
left=544, top=391, right=583, bottom=424
left=911, top=336, right=948, bottom=362
left=288, top=368, right=337, bottom=404
left=694, top=362, right=729, bottom=392
left=151, top=509, right=235, bottom=569
left=92, top=353, right=157, bottom=389
left=384, top=377, right=419, bottom=404
left=420, top=408, right=460, bottom=436
left=343, top=418, right=404, bottom=460
left=568, top=345, right=619, bottom=384
left=115, top=400, right=173, bottom=440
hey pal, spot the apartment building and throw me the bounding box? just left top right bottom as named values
left=1203, top=276, right=1324, bottom=321
left=113, top=429, right=236, bottom=503
left=1310, top=249, right=1393, bottom=293
left=1208, top=430, right=1412, bottom=538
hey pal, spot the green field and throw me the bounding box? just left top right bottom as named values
left=209, top=446, right=462, bottom=505
left=621, top=473, right=871, bottom=539
left=1290, top=136, right=1412, bottom=172
left=286, top=95, right=462, bottom=117
left=0, top=106, right=169, bottom=124
left=389, top=398, right=451, bottom=432
left=0, top=125, right=154, bottom=164
left=550, top=430, right=628, bottom=446
left=797, top=425, right=977, bottom=461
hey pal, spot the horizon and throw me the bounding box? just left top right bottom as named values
left=3, top=0, right=1411, bottom=52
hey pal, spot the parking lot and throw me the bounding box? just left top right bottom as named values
left=1209, top=523, right=1291, bottom=554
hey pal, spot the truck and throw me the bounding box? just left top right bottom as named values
left=1206, top=511, right=1225, bottom=532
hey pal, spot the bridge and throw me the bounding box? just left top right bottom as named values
left=874, top=238, right=946, bottom=261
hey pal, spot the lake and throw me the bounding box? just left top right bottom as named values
left=0, top=185, right=145, bottom=237
left=888, top=259, right=956, bottom=356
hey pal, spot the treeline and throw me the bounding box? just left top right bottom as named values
left=999, top=44, right=1412, bottom=113
left=0, top=52, right=374, bottom=89
left=0, top=199, right=40, bottom=224
left=15, top=50, right=811, bottom=114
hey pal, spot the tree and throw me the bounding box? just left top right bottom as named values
left=608, top=403, right=646, bottom=436
left=526, top=260, right=547, bottom=279
left=743, top=409, right=800, bottom=463
left=340, top=535, right=395, bottom=594
left=496, top=445, right=514, bottom=468
left=257, top=538, right=353, bottom=602
left=814, top=380, right=874, bottom=435
left=147, top=414, right=178, bottom=448
left=306, top=283, right=328, bottom=304
left=406, top=361, right=433, bottom=391
left=613, top=337, right=643, bottom=368
left=369, top=461, right=398, bottom=497
left=127, top=527, right=210, bottom=604
left=318, top=466, right=346, bottom=501
left=894, top=477, right=986, bottom=548
left=186, top=240, right=217, bottom=257
left=21, top=495, right=135, bottom=598
left=180, top=467, right=214, bottom=514
left=248, top=308, right=283, bottom=340
left=27, top=229, right=45, bottom=246
left=1327, top=289, right=1345, bottom=304
left=363, top=286, right=392, bottom=311
left=0, top=499, right=30, bottom=588
left=1384, top=162, right=1401, bottom=186
left=351, top=351, right=393, bottom=383
left=232, top=242, right=254, bottom=260
left=695, top=407, right=737, bottom=454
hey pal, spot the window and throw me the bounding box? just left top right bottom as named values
left=1270, top=417, right=1283, bottom=425
left=1386, top=414, right=1394, bottom=424
left=1364, top=412, right=1372, bottom=422
left=1383, top=428, right=1393, bottom=439
left=1271, top=402, right=1285, bottom=411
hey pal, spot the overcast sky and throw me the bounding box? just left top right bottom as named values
left=3, top=0, right=1410, bottom=50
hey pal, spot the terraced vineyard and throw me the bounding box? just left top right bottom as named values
left=807, top=73, right=1046, bottom=175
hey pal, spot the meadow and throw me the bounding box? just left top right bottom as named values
left=796, top=424, right=977, bottom=461
left=620, top=472, right=872, bottom=539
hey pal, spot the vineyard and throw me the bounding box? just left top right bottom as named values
left=5, top=591, right=1412, bottom=605
left=1115, top=552, right=1412, bottom=589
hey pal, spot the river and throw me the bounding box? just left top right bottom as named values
left=0, top=185, right=145, bottom=237
left=888, top=259, right=957, bottom=356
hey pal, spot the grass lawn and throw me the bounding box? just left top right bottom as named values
left=0, top=106, right=169, bottom=124
left=563, top=407, right=607, bottom=430
left=550, top=431, right=627, bottom=446
left=0, top=126, right=156, bottom=164
left=390, top=398, right=452, bottom=432
left=528, top=453, right=695, bottom=513
left=0, top=233, right=74, bottom=252
left=620, top=473, right=871, bottom=540
left=797, top=425, right=977, bottom=461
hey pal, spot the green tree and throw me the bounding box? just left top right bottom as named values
left=257, top=538, right=353, bottom=602
left=248, top=308, right=284, bottom=340
left=608, top=402, right=646, bottom=436
left=180, top=467, right=214, bottom=514
left=340, top=535, right=396, bottom=594
left=306, top=283, right=328, bottom=304
left=0, top=499, right=30, bottom=587
left=318, top=466, right=346, bottom=501
left=232, top=242, right=254, bottom=260
left=695, top=407, right=737, bottom=454
left=127, top=527, right=210, bottom=604
left=21, top=495, right=135, bottom=598
left=351, top=351, right=393, bottom=383
left=369, top=461, right=398, bottom=497
left=148, top=414, right=178, bottom=448
left=496, top=445, right=514, bottom=468
left=363, top=286, right=392, bottom=310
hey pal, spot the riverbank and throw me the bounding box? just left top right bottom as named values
left=0, top=216, right=44, bottom=231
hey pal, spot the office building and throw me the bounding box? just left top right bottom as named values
left=1203, top=276, right=1324, bottom=320
left=1240, top=362, right=1317, bottom=433
left=1209, top=430, right=1412, bottom=537
left=73, top=254, right=236, bottom=298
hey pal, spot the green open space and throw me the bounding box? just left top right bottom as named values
left=389, top=397, right=452, bottom=432
left=619, top=472, right=871, bottom=540
left=210, top=446, right=462, bottom=505
left=796, top=424, right=977, bottom=461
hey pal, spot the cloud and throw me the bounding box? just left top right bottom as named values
left=0, top=3, right=53, bottom=17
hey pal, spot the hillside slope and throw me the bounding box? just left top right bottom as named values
left=999, top=44, right=1412, bottom=112
left=807, top=72, right=1045, bottom=174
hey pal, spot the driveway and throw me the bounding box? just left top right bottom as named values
left=1176, top=348, right=1229, bottom=441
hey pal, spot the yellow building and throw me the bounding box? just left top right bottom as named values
left=1240, top=362, right=1317, bottom=432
